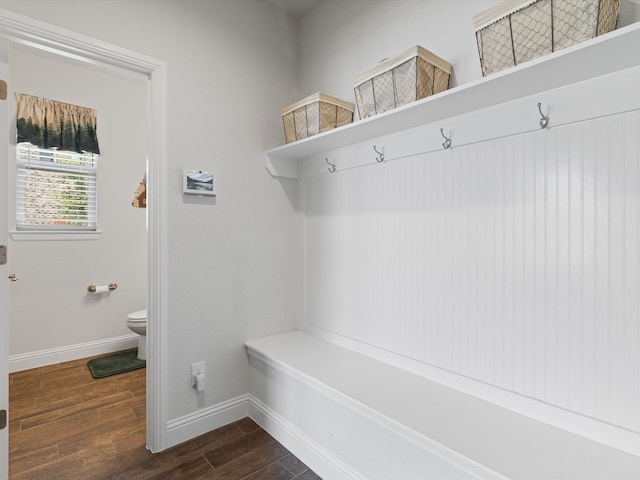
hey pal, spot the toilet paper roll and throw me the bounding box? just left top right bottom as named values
left=93, top=285, right=110, bottom=294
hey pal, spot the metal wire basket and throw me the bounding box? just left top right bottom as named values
left=474, top=0, right=620, bottom=76
left=353, top=45, right=452, bottom=119
left=281, top=92, right=354, bottom=144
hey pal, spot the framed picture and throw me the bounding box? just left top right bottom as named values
left=183, top=170, right=215, bottom=196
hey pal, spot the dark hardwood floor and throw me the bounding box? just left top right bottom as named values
left=9, top=351, right=321, bottom=480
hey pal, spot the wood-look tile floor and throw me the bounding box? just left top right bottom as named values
left=9, top=352, right=322, bottom=480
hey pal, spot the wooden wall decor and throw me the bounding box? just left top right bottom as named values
left=132, top=178, right=146, bottom=208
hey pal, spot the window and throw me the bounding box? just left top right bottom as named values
left=16, top=143, right=97, bottom=230
left=15, top=93, right=100, bottom=231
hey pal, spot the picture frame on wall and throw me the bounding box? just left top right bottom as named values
left=183, top=170, right=215, bottom=196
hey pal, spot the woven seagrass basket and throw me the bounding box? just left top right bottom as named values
left=281, top=92, right=354, bottom=144
left=474, top=0, right=620, bottom=76
left=353, top=45, right=452, bottom=119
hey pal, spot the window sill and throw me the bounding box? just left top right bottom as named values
left=10, top=230, right=103, bottom=241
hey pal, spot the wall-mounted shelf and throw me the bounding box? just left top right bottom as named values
left=265, top=21, right=640, bottom=179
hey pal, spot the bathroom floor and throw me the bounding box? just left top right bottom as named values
left=8, top=352, right=321, bottom=479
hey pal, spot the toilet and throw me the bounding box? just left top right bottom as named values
left=126, top=309, right=147, bottom=360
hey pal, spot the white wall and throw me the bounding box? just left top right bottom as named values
left=7, top=44, right=147, bottom=360
left=0, top=0, right=302, bottom=424
left=303, top=109, right=640, bottom=433
left=297, top=0, right=640, bottom=436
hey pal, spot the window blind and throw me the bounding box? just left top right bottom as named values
left=16, top=143, right=97, bottom=230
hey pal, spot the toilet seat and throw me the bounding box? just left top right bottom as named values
left=127, top=309, right=147, bottom=322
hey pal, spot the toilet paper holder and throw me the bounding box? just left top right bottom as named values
left=87, top=283, right=118, bottom=293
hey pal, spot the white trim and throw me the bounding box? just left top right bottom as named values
left=165, top=394, right=249, bottom=449
left=291, top=60, right=640, bottom=178
left=0, top=8, right=168, bottom=453
left=0, top=9, right=159, bottom=75
left=10, top=230, right=102, bottom=241
left=247, top=342, right=507, bottom=480
left=8, top=333, right=137, bottom=372
left=266, top=21, right=640, bottom=178
left=0, top=42, right=10, bottom=480
left=247, top=332, right=640, bottom=478
left=248, top=394, right=368, bottom=480
left=145, top=39, right=169, bottom=453
left=308, top=327, right=640, bottom=459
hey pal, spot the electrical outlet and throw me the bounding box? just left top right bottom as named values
left=191, top=361, right=205, bottom=387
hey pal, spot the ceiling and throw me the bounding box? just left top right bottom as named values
left=268, top=0, right=322, bottom=18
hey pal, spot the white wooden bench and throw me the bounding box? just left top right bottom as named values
left=246, top=331, right=640, bottom=480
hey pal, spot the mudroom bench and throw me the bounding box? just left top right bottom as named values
left=245, top=331, right=640, bottom=480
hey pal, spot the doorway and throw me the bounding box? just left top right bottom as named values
left=5, top=41, right=149, bottom=476
left=7, top=43, right=148, bottom=370
left=0, top=11, right=168, bottom=480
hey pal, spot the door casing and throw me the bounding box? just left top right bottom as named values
left=0, top=8, right=169, bottom=461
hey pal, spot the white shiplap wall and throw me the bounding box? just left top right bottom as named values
left=304, top=108, right=640, bottom=434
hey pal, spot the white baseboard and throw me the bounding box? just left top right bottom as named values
left=9, top=333, right=138, bottom=372
left=164, top=392, right=469, bottom=480
left=164, top=392, right=365, bottom=477
left=166, top=394, right=250, bottom=449
left=248, top=394, right=366, bottom=480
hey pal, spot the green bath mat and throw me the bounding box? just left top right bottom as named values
left=87, top=349, right=146, bottom=378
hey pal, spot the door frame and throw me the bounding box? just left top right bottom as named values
left=0, top=8, right=169, bottom=453
left=0, top=39, right=9, bottom=480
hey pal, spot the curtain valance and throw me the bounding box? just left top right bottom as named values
left=16, top=93, right=100, bottom=154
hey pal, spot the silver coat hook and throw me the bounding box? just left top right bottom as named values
left=373, top=145, right=385, bottom=163
left=325, top=157, right=336, bottom=173
left=440, top=128, right=452, bottom=149
left=537, top=102, right=550, bottom=129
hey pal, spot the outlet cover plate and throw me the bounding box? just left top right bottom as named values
left=191, top=361, right=205, bottom=384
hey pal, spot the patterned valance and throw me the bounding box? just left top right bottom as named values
left=16, top=93, right=100, bottom=154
